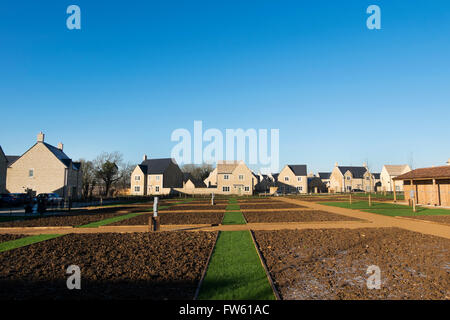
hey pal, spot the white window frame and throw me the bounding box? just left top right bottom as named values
left=239, top=175, right=244, bottom=180
left=284, top=176, right=289, bottom=182
left=224, top=174, right=229, bottom=180
left=222, top=186, right=230, bottom=192
left=134, top=186, right=140, bottom=192
left=244, top=186, right=250, bottom=192
left=135, top=175, right=140, bottom=181
left=156, top=175, right=160, bottom=181
left=155, top=186, right=160, bottom=192
left=297, top=186, right=303, bottom=191
left=29, top=168, right=34, bottom=178
left=297, top=177, right=302, bottom=182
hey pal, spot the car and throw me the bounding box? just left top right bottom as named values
left=10, top=193, right=32, bottom=205
left=0, top=194, right=14, bottom=207
left=36, top=193, right=64, bottom=205
left=351, top=189, right=365, bottom=193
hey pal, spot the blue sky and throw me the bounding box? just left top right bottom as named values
left=0, top=0, right=449, bottom=173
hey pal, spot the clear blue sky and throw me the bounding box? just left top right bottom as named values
left=1, top=0, right=449, bottom=173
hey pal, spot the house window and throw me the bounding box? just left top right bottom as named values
left=297, top=186, right=303, bottom=191
left=134, top=186, right=140, bottom=192
left=297, top=177, right=302, bottom=182
left=222, top=186, right=230, bottom=192
left=135, top=176, right=140, bottom=181
left=244, top=186, right=250, bottom=192
left=156, top=176, right=160, bottom=181
left=155, top=186, right=160, bottom=192
left=29, top=169, right=34, bottom=177
left=239, top=175, right=244, bottom=180
left=224, top=174, right=229, bottom=180
left=346, top=177, right=351, bottom=180
left=284, top=177, right=289, bottom=181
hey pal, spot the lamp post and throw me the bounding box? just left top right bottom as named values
left=150, top=196, right=160, bottom=231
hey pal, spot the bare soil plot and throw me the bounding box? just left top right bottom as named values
left=163, top=205, right=227, bottom=211
left=244, top=210, right=363, bottom=223
left=0, top=234, right=26, bottom=242
left=111, top=212, right=224, bottom=225
left=0, top=232, right=216, bottom=300
left=240, top=203, right=305, bottom=210
left=254, top=228, right=450, bottom=300
left=0, top=207, right=143, bottom=227
left=406, top=215, right=450, bottom=225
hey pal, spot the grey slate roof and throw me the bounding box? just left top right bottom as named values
left=6, top=155, right=20, bottom=165
left=372, top=173, right=381, bottom=179
left=287, top=165, right=307, bottom=176
left=318, top=172, right=331, bottom=179
left=338, top=166, right=368, bottom=179
left=6, top=142, right=79, bottom=170
left=139, top=158, right=175, bottom=174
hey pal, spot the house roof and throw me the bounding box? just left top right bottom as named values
left=394, top=165, right=450, bottom=180
left=383, top=164, right=410, bottom=176
left=287, top=165, right=307, bottom=176
left=0, top=146, right=6, bottom=161
left=337, top=166, right=368, bottom=179
left=372, top=173, right=381, bottom=179
left=318, top=172, right=331, bottom=179
left=217, top=161, right=240, bottom=174
left=5, top=155, right=20, bottom=166
left=139, top=158, right=176, bottom=174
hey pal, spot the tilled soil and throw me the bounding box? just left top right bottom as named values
left=406, top=215, right=450, bottom=225
left=110, top=212, right=224, bottom=225
left=254, top=228, right=450, bottom=300
left=240, top=203, right=305, bottom=210
left=0, top=207, right=145, bottom=227
left=0, top=232, right=217, bottom=300
left=0, top=234, right=26, bottom=242
left=163, top=205, right=227, bottom=211
left=244, top=211, right=363, bottom=223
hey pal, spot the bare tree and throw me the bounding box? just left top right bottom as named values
left=79, top=159, right=96, bottom=199
left=182, top=163, right=214, bottom=181
left=94, top=152, right=124, bottom=197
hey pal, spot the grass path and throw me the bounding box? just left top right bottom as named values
left=321, top=200, right=450, bottom=217
left=0, top=234, right=62, bottom=253
left=197, top=230, right=275, bottom=300
left=198, top=198, right=275, bottom=300
left=222, top=198, right=246, bottom=225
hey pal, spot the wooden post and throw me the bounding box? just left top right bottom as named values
left=392, top=180, right=397, bottom=203
left=368, top=193, right=372, bottom=207
left=412, top=194, right=416, bottom=213
left=349, top=192, right=352, bottom=205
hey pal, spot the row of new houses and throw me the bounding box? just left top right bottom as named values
left=129, top=155, right=414, bottom=196
left=1, top=132, right=449, bottom=207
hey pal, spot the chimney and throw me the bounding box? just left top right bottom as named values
left=37, top=132, right=45, bottom=143
left=143, top=154, right=148, bottom=161
left=334, top=162, right=338, bottom=167
left=447, top=158, right=450, bottom=166
left=363, top=162, right=367, bottom=168
left=57, top=142, right=63, bottom=151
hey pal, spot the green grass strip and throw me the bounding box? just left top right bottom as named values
left=321, top=201, right=450, bottom=217
left=229, top=198, right=238, bottom=204
left=222, top=212, right=246, bottom=225
left=0, top=234, right=62, bottom=253
left=226, top=204, right=240, bottom=211
left=198, top=231, right=275, bottom=300
left=77, top=212, right=141, bottom=228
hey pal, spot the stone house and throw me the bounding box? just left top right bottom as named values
left=276, top=165, right=308, bottom=194
left=6, top=132, right=82, bottom=198
left=329, top=163, right=376, bottom=193
left=380, top=164, right=411, bottom=192
left=130, top=156, right=183, bottom=196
